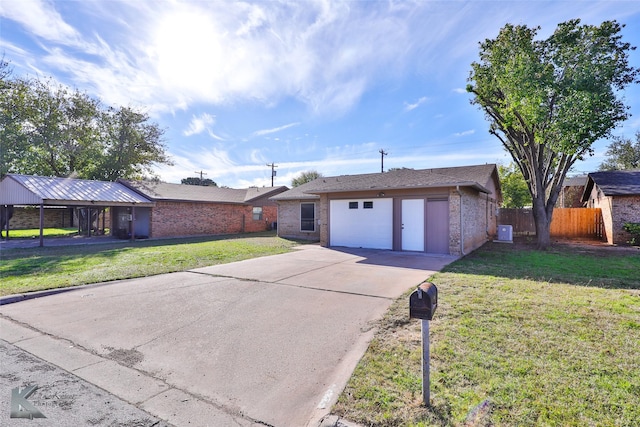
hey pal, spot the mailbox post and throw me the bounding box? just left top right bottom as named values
left=409, top=282, right=438, bottom=406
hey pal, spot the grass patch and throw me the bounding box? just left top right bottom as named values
left=333, top=241, right=640, bottom=426
left=4, top=227, right=79, bottom=239
left=0, top=232, right=305, bottom=296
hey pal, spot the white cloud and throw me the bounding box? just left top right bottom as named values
left=454, top=129, right=476, bottom=137
left=404, top=96, right=428, bottom=112
left=183, top=113, right=223, bottom=140
left=3, top=1, right=422, bottom=115
left=452, top=88, right=467, bottom=94
left=0, top=0, right=80, bottom=45
left=252, top=122, right=300, bottom=137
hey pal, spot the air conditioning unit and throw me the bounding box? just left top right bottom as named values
left=497, top=225, right=513, bottom=242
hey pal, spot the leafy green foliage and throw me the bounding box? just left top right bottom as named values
left=291, top=170, right=323, bottom=187
left=498, top=163, right=531, bottom=207
left=623, top=222, right=640, bottom=245
left=599, top=131, right=640, bottom=170
left=468, top=19, right=640, bottom=248
left=181, top=177, right=218, bottom=186
left=0, top=62, right=172, bottom=180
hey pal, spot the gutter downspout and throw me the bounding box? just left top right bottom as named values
left=456, top=185, right=466, bottom=256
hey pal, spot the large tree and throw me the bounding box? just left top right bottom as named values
left=498, top=163, right=531, bottom=208
left=94, top=106, right=171, bottom=181
left=467, top=19, right=639, bottom=249
left=599, top=131, right=640, bottom=170
left=0, top=68, right=172, bottom=180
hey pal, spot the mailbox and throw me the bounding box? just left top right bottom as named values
left=409, top=282, right=438, bottom=320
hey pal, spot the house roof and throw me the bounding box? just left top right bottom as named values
left=563, top=175, right=588, bottom=187
left=581, top=170, right=640, bottom=200
left=119, top=180, right=288, bottom=204
left=243, top=186, right=289, bottom=202
left=271, top=164, right=498, bottom=200
left=0, top=174, right=154, bottom=207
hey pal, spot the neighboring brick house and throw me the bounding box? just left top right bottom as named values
left=581, top=170, right=640, bottom=245
left=118, top=180, right=287, bottom=238
left=558, top=175, right=587, bottom=208
left=271, top=164, right=502, bottom=256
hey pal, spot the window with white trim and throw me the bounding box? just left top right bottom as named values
left=252, top=206, right=263, bottom=221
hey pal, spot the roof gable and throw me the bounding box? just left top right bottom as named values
left=582, top=170, right=640, bottom=200
left=244, top=186, right=288, bottom=202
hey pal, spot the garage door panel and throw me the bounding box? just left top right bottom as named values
left=330, top=199, right=392, bottom=249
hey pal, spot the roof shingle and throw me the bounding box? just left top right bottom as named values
left=584, top=170, right=640, bottom=197
left=271, top=164, right=498, bottom=200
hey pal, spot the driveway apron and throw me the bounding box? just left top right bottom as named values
left=0, top=245, right=456, bottom=426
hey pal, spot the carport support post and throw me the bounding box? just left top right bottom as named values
left=421, top=319, right=431, bottom=406
left=130, top=206, right=136, bottom=241
left=39, top=203, right=44, bottom=247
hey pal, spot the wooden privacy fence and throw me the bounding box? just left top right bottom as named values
left=498, top=208, right=603, bottom=239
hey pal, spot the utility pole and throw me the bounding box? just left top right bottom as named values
left=194, top=170, right=208, bottom=185
left=379, top=149, right=388, bottom=173
left=266, top=163, right=278, bottom=186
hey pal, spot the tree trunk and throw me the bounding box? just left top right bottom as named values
left=532, top=198, right=551, bottom=250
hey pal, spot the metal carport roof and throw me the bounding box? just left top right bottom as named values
left=0, top=174, right=154, bottom=207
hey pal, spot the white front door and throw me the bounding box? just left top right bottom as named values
left=402, top=199, right=425, bottom=251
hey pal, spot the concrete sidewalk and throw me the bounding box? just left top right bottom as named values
left=1, top=245, right=456, bottom=426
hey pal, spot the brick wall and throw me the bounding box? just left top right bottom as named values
left=276, top=199, right=320, bottom=241
left=612, top=195, right=640, bottom=245
left=9, top=207, right=70, bottom=229
left=449, top=187, right=495, bottom=255
left=8, top=207, right=112, bottom=234
left=150, top=201, right=273, bottom=238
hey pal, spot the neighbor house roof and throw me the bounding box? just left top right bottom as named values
left=119, top=180, right=288, bottom=204
left=0, top=174, right=154, bottom=207
left=271, top=164, right=498, bottom=200
left=581, top=170, right=640, bottom=201
left=563, top=175, right=588, bottom=188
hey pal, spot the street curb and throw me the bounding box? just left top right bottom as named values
left=318, top=415, right=364, bottom=427
left=0, top=280, right=117, bottom=306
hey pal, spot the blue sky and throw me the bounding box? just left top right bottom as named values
left=1, top=1, right=639, bottom=188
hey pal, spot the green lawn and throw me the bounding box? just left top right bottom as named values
left=333, top=241, right=640, bottom=426
left=0, top=232, right=303, bottom=296
left=3, top=227, right=79, bottom=239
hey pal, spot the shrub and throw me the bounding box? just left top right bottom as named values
left=622, top=222, right=640, bottom=245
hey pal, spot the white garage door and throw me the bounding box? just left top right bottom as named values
left=330, top=199, right=393, bottom=249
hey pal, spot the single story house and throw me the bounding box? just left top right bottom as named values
left=0, top=174, right=288, bottom=244
left=581, top=170, right=640, bottom=245
left=271, top=164, right=502, bottom=256
left=118, top=180, right=287, bottom=238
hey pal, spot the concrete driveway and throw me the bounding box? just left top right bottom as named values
left=0, top=245, right=456, bottom=426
